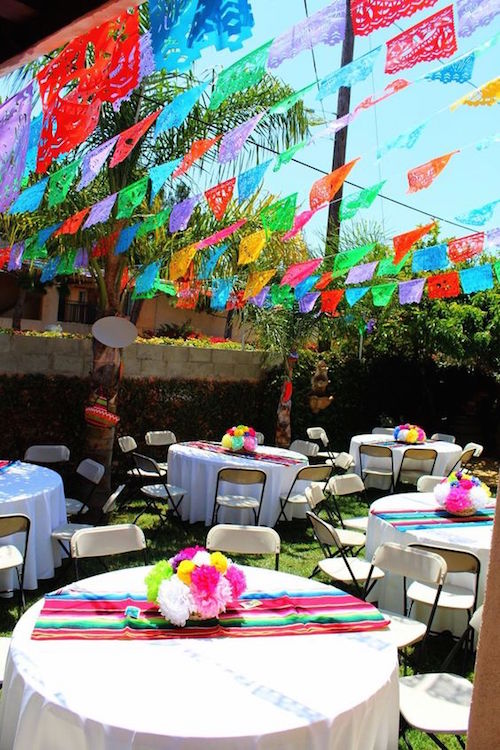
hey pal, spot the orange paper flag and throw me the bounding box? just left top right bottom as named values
left=53, top=207, right=90, bottom=236
left=173, top=136, right=221, bottom=178
left=243, top=268, right=276, bottom=300
left=393, top=222, right=436, bottom=264
left=238, top=230, right=266, bottom=265
left=321, top=289, right=344, bottom=316
left=169, top=244, right=199, bottom=280
left=407, top=151, right=459, bottom=193
left=309, top=158, right=359, bottom=211
left=205, top=178, right=236, bottom=221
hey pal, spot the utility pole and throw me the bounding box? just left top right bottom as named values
left=326, top=0, right=355, bottom=252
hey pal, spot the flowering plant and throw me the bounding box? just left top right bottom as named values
left=434, top=470, right=491, bottom=516
left=393, top=423, right=426, bottom=443
left=145, top=546, right=247, bottom=627
left=221, top=424, right=257, bottom=452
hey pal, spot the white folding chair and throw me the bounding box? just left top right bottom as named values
left=70, top=524, right=147, bottom=580
left=289, top=439, right=319, bottom=458
left=449, top=446, right=477, bottom=474
left=396, top=448, right=437, bottom=488
left=325, top=473, right=369, bottom=533
left=206, top=524, right=281, bottom=570
left=145, top=430, right=177, bottom=467
left=65, top=459, right=105, bottom=517
left=306, top=427, right=338, bottom=463
left=463, top=441, right=483, bottom=457
left=416, top=475, right=446, bottom=493
left=305, top=486, right=366, bottom=553
left=255, top=432, right=265, bottom=445
left=371, top=427, right=394, bottom=436
left=24, top=445, right=70, bottom=463
left=133, top=453, right=186, bottom=525
left=275, top=464, right=332, bottom=525
left=359, top=444, right=395, bottom=492
left=430, top=433, right=456, bottom=443
left=0, top=514, right=30, bottom=616
left=212, top=468, right=267, bottom=526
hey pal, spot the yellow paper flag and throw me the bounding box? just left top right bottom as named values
left=238, top=230, right=266, bottom=265
left=169, top=244, right=198, bottom=280
left=243, top=268, right=276, bottom=300
left=450, top=76, right=500, bottom=111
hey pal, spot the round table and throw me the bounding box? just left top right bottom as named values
left=0, top=566, right=399, bottom=750
left=366, top=491, right=494, bottom=636
left=349, top=434, right=462, bottom=490
left=168, top=443, right=309, bottom=526
left=0, top=462, right=67, bottom=590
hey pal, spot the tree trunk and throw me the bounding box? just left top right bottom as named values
left=12, top=287, right=26, bottom=331
left=275, top=356, right=297, bottom=448
left=224, top=309, right=234, bottom=340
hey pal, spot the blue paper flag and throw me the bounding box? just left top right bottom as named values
left=237, top=160, right=272, bottom=202
left=188, top=0, right=254, bottom=52
left=377, top=123, right=426, bottom=160
left=345, top=287, right=369, bottom=306
left=40, top=257, right=60, bottom=283
left=456, top=200, right=500, bottom=227
left=198, top=244, right=228, bottom=278
left=210, top=277, right=234, bottom=310
left=8, top=177, right=48, bottom=214
left=155, top=84, right=207, bottom=136
left=23, top=114, right=43, bottom=177
left=38, top=223, right=61, bottom=246
left=426, top=53, right=475, bottom=85
left=317, top=47, right=381, bottom=101
left=294, top=275, right=319, bottom=300
left=115, top=224, right=141, bottom=255
left=135, top=261, right=162, bottom=294
left=149, top=159, right=182, bottom=203
left=459, top=264, right=494, bottom=294
left=412, top=244, right=449, bottom=273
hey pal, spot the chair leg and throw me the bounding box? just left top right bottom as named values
left=428, top=733, right=453, bottom=750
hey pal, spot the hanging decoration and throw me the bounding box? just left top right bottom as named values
left=23, top=235, right=47, bottom=261
left=270, top=284, right=294, bottom=309
left=333, top=244, right=375, bottom=274
left=377, top=254, right=409, bottom=276
left=298, top=291, right=320, bottom=313
left=457, top=0, right=500, bottom=38
left=345, top=287, right=369, bottom=306
left=23, top=114, right=42, bottom=178
left=317, top=47, right=381, bottom=100
left=169, top=194, right=201, bottom=232
left=211, top=277, right=235, bottom=310
left=399, top=278, right=426, bottom=304
left=38, top=224, right=60, bottom=245
left=197, top=219, right=247, bottom=249
left=486, top=227, right=500, bottom=251
left=340, top=180, right=386, bottom=221
left=495, top=262, right=500, bottom=283
left=351, top=0, right=438, bottom=37
left=209, top=40, right=274, bottom=110
left=376, top=123, right=427, bottom=160
left=355, top=79, right=410, bottom=113
left=77, top=137, right=118, bottom=191
left=0, top=248, right=11, bottom=269
left=149, top=159, right=183, bottom=202
left=427, top=271, right=460, bottom=298
left=385, top=5, right=457, bottom=74
left=412, top=243, right=449, bottom=272
left=169, top=244, right=199, bottom=280
left=269, top=84, right=316, bottom=115
left=47, top=160, right=81, bottom=208
left=309, top=158, right=359, bottom=211
left=8, top=177, right=48, bottom=214
left=218, top=113, right=264, bottom=163
left=40, top=257, right=60, bottom=283
left=451, top=76, right=500, bottom=110
left=261, top=193, right=297, bottom=234
left=267, top=1, right=346, bottom=69
left=37, top=98, right=100, bottom=174
left=456, top=200, right=500, bottom=226
left=53, top=208, right=90, bottom=236
left=372, top=282, right=397, bottom=306
left=205, top=178, right=236, bottom=220
left=7, top=243, right=24, bottom=271
left=112, top=30, right=155, bottom=111
left=393, top=222, right=435, bottom=263
left=0, top=84, right=32, bottom=212
left=155, top=83, right=208, bottom=136
left=273, top=140, right=308, bottom=172
left=448, top=233, right=485, bottom=263
left=238, top=230, right=266, bottom=265
left=426, top=52, right=476, bottom=84
left=109, top=111, right=160, bottom=169
left=460, top=264, right=494, bottom=293
left=82, top=194, right=117, bottom=229
left=281, top=258, right=323, bottom=287
left=346, top=261, right=378, bottom=284
left=198, top=245, right=228, bottom=278
left=57, top=250, right=77, bottom=275
left=173, top=135, right=221, bottom=177
left=237, top=160, right=272, bottom=202
left=137, top=208, right=171, bottom=238
left=74, top=249, right=89, bottom=269
left=92, top=230, right=120, bottom=258
left=248, top=285, right=271, bottom=306
left=315, top=272, right=333, bottom=290
left=294, top=275, right=319, bottom=300
left=475, top=133, right=500, bottom=151
left=188, top=0, right=254, bottom=53
left=115, top=224, right=141, bottom=255
left=321, top=289, right=344, bottom=316
left=176, top=287, right=200, bottom=308
left=135, top=262, right=162, bottom=295
left=407, top=151, right=459, bottom=193
left=116, top=177, right=149, bottom=219
left=281, top=208, right=319, bottom=241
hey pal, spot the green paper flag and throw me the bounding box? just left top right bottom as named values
left=270, top=283, right=294, bottom=309
left=269, top=83, right=316, bottom=115
left=116, top=177, right=149, bottom=219
left=137, top=208, right=171, bottom=238
left=494, top=261, right=500, bottom=283
left=261, top=193, right=297, bottom=234
left=156, top=280, right=177, bottom=296
left=210, top=40, right=274, bottom=110
left=340, top=180, right=385, bottom=221
left=376, top=253, right=409, bottom=277
left=371, top=282, right=397, bottom=307
left=57, top=250, right=77, bottom=275
left=47, top=160, right=81, bottom=208
left=23, top=235, right=47, bottom=260
left=333, top=243, right=375, bottom=274
left=273, top=141, right=308, bottom=172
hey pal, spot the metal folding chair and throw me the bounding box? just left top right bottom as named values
left=275, top=464, right=332, bottom=525
left=212, top=468, right=267, bottom=526
left=133, top=453, right=186, bottom=525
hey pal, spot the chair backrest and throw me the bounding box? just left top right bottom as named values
left=206, top=524, right=280, bottom=568
left=449, top=447, right=476, bottom=473
left=417, top=475, right=446, bottom=492
left=304, top=484, right=324, bottom=510
left=76, top=459, right=105, bottom=485
left=24, top=445, right=70, bottom=463
left=402, top=448, right=437, bottom=462
left=145, top=430, right=177, bottom=447
left=464, top=442, right=483, bottom=458
left=255, top=432, right=265, bottom=445
left=289, top=439, right=319, bottom=457
left=294, top=464, right=332, bottom=483
left=132, top=452, right=163, bottom=477
left=333, top=452, right=355, bottom=471
left=306, top=511, right=342, bottom=549
left=328, top=473, right=365, bottom=496
left=306, top=427, right=329, bottom=447
left=371, top=427, right=394, bottom=436
left=359, top=444, right=392, bottom=458
left=70, top=524, right=146, bottom=559
left=408, top=543, right=481, bottom=575
left=372, top=543, right=447, bottom=586
left=430, top=433, right=456, bottom=443
left=217, top=468, right=266, bottom=486
left=118, top=436, right=137, bottom=454
left=0, top=514, right=30, bottom=541
left=470, top=605, right=483, bottom=634
left=101, top=485, right=126, bottom=514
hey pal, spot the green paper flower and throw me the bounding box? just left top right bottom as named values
left=145, top=560, right=174, bottom=602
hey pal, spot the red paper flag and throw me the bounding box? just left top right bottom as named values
left=109, top=111, right=160, bottom=169
left=173, top=136, right=221, bottom=178
left=226, top=289, right=246, bottom=311
left=354, top=79, right=409, bottom=113
left=120, top=267, right=129, bottom=293
left=393, top=222, right=436, bottom=264
left=351, top=0, right=438, bottom=37
left=448, top=233, right=485, bottom=263
left=92, top=230, right=121, bottom=258
left=204, top=178, right=236, bottom=221
left=37, top=98, right=101, bottom=174
left=53, top=208, right=90, bottom=236
left=310, top=159, right=359, bottom=211
left=315, top=272, right=333, bottom=290
left=407, top=151, right=459, bottom=194
left=0, top=247, right=11, bottom=268
left=427, top=271, right=460, bottom=299
left=321, top=289, right=344, bottom=316
left=385, top=5, right=457, bottom=74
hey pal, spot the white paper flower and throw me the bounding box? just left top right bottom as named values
left=192, top=550, right=212, bottom=566
left=433, top=482, right=449, bottom=505
left=469, top=485, right=489, bottom=510
left=157, top=577, right=194, bottom=627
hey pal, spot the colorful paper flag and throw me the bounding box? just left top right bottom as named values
left=294, top=275, right=319, bottom=300
left=317, top=47, right=381, bottom=100
left=0, top=84, right=32, bottom=212
left=385, top=5, right=457, bottom=74
left=248, top=285, right=271, bottom=306
left=457, top=0, right=500, bottom=38
left=270, top=284, right=295, bottom=309
left=209, top=40, right=274, bottom=110
left=218, top=114, right=264, bottom=164
left=310, top=159, right=359, bottom=211
left=281, top=258, right=323, bottom=287
left=109, top=111, right=160, bottom=168
left=460, top=264, right=494, bottom=293
left=53, top=208, right=90, bottom=236
left=135, top=261, right=162, bottom=294
left=198, top=245, right=228, bottom=279
left=149, top=159, right=182, bottom=202
left=197, top=219, right=247, bottom=249
left=450, top=76, right=500, bottom=110
left=57, top=250, right=77, bottom=275
left=269, top=84, right=316, bottom=115
left=372, top=282, right=397, bottom=307
left=333, top=244, right=374, bottom=273
left=281, top=209, right=318, bottom=240
left=426, top=53, right=476, bottom=84
left=169, top=244, right=199, bottom=280
left=261, top=193, right=298, bottom=234
left=238, top=230, right=266, bottom=265
left=377, top=254, right=409, bottom=276
left=298, top=291, right=320, bottom=312
left=427, top=271, right=460, bottom=298
left=77, top=137, right=118, bottom=191
left=345, top=261, right=378, bottom=284
left=8, top=177, right=48, bottom=214
left=237, top=160, right=272, bottom=202
left=351, top=0, right=438, bottom=36
left=399, top=278, right=426, bottom=304
left=340, top=181, right=385, bottom=221
left=116, top=177, right=149, bottom=219
left=321, top=289, right=344, bottom=315
left=456, top=200, right=500, bottom=227
left=40, top=257, right=60, bottom=283
left=315, top=271, right=333, bottom=290
left=173, top=135, right=221, bottom=178
left=273, top=141, right=308, bottom=172
left=115, top=224, right=140, bottom=255
left=169, top=195, right=201, bottom=232
left=242, top=269, right=275, bottom=301
left=7, top=243, right=24, bottom=271
left=376, top=123, right=427, bottom=160
left=155, top=83, right=208, bottom=136
left=82, top=193, right=117, bottom=229
left=210, top=277, right=234, bottom=311
left=393, top=222, right=436, bottom=264
left=345, top=287, right=369, bottom=306
left=448, top=233, right=485, bottom=263
left=412, top=243, right=449, bottom=272
left=407, top=152, right=459, bottom=193
left=205, top=178, right=236, bottom=220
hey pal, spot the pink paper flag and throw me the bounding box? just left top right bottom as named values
left=281, top=258, right=323, bottom=287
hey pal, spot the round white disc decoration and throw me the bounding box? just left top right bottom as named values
left=92, top=317, right=137, bottom=348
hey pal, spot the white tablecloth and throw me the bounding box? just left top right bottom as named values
left=349, top=434, right=462, bottom=489
left=0, top=566, right=399, bottom=750
left=168, top=443, right=309, bottom=526
left=366, top=491, right=493, bottom=635
left=0, top=462, right=67, bottom=590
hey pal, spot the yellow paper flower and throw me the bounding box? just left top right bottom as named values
left=210, top=551, right=228, bottom=573
left=234, top=428, right=244, bottom=437
left=407, top=429, right=418, bottom=443
left=221, top=434, right=233, bottom=449
left=177, top=560, right=196, bottom=585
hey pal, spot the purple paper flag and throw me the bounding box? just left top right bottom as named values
left=298, top=291, right=320, bottom=313
left=8, top=242, right=24, bottom=271
left=457, top=0, right=500, bottom=38
left=248, top=285, right=270, bottom=307
left=169, top=195, right=201, bottom=232
left=486, top=227, right=500, bottom=252
left=83, top=193, right=117, bottom=229
left=345, top=261, right=378, bottom=284
left=398, top=278, right=426, bottom=305
left=218, top=114, right=264, bottom=164
left=78, top=137, right=118, bottom=191
left=0, top=84, right=32, bottom=212
left=268, top=2, right=346, bottom=69
left=74, top=248, right=89, bottom=268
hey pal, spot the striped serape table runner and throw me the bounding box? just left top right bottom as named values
left=371, top=506, right=495, bottom=532
left=187, top=441, right=306, bottom=467
left=32, top=589, right=390, bottom=641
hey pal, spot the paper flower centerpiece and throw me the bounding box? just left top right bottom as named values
left=434, top=470, right=491, bottom=516
left=221, top=424, right=257, bottom=452
left=393, top=423, right=426, bottom=443
left=145, top=546, right=247, bottom=627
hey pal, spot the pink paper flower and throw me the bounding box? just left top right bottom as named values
left=225, top=564, right=247, bottom=599
left=191, top=569, right=231, bottom=618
